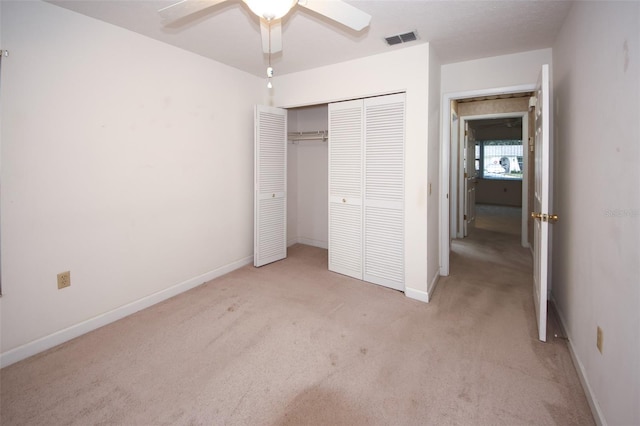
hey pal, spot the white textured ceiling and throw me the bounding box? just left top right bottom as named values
left=48, top=0, right=573, bottom=77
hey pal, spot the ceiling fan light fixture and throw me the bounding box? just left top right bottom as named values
left=243, top=0, right=297, bottom=20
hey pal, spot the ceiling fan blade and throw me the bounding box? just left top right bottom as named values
left=158, top=0, right=229, bottom=24
left=298, top=0, right=371, bottom=31
left=260, top=19, right=283, bottom=54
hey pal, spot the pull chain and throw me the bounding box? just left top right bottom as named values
left=267, top=20, right=273, bottom=89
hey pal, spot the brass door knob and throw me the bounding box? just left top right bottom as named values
left=531, top=212, right=559, bottom=223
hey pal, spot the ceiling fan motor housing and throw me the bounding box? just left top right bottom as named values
left=243, top=0, right=297, bottom=20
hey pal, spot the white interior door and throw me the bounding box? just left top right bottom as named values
left=363, top=93, right=405, bottom=291
left=450, top=112, right=459, bottom=240
left=328, top=99, right=363, bottom=279
left=463, top=124, right=476, bottom=237
left=254, top=105, right=287, bottom=267
left=465, top=128, right=477, bottom=235
left=532, top=64, right=552, bottom=342
left=458, top=121, right=466, bottom=238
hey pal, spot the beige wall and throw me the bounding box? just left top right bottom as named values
left=0, top=1, right=263, bottom=362
left=441, top=48, right=552, bottom=94
left=552, top=2, right=640, bottom=424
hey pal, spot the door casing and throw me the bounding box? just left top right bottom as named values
left=440, top=84, right=536, bottom=276
left=455, top=112, right=530, bottom=244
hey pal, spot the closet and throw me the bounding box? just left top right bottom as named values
left=286, top=105, right=329, bottom=250
left=255, top=93, right=406, bottom=292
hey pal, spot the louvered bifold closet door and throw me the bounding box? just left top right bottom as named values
left=328, top=99, right=363, bottom=279
left=254, top=105, right=287, bottom=267
left=363, top=93, right=405, bottom=291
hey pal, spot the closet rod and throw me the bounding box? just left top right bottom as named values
left=287, top=130, right=328, bottom=142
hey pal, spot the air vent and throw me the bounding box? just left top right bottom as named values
left=385, top=31, right=419, bottom=46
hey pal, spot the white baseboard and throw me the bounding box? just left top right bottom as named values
left=288, top=237, right=328, bottom=250
left=405, top=273, right=440, bottom=304
left=297, top=237, right=328, bottom=250
left=550, top=299, right=606, bottom=426
left=0, top=255, right=253, bottom=369
left=428, top=272, right=440, bottom=302
left=405, top=287, right=429, bottom=303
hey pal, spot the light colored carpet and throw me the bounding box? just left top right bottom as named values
left=0, top=217, right=593, bottom=425
left=474, top=203, right=522, bottom=236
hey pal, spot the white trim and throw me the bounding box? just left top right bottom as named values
left=449, top=112, right=459, bottom=242
left=405, top=287, right=429, bottom=303
left=428, top=272, right=440, bottom=301
left=457, top=111, right=529, bottom=246
left=287, top=237, right=329, bottom=249
left=458, top=119, right=467, bottom=238
left=550, top=299, right=607, bottom=426
left=521, top=113, right=530, bottom=248
left=440, top=83, right=537, bottom=277
left=0, top=255, right=253, bottom=368
left=406, top=272, right=439, bottom=304
left=439, top=106, right=451, bottom=276
left=297, top=237, right=328, bottom=250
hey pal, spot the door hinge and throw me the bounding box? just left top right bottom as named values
left=464, top=214, right=467, bottom=220
left=464, top=172, right=468, bottom=178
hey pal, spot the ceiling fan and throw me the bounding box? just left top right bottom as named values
left=159, top=0, right=372, bottom=55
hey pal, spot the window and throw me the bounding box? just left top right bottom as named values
left=478, top=139, right=523, bottom=180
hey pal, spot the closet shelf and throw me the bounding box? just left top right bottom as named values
left=287, top=130, right=328, bottom=143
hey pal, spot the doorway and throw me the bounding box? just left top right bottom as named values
left=286, top=104, right=329, bottom=250
left=462, top=115, right=527, bottom=243
left=440, top=86, right=536, bottom=276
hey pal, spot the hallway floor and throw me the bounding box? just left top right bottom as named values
left=434, top=203, right=594, bottom=424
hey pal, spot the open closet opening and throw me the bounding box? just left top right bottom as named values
left=278, top=93, right=406, bottom=293
left=286, top=104, right=329, bottom=250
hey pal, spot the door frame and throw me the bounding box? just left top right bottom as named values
left=440, top=84, right=535, bottom=276
left=449, top=111, right=459, bottom=240
left=456, top=111, right=530, bottom=245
